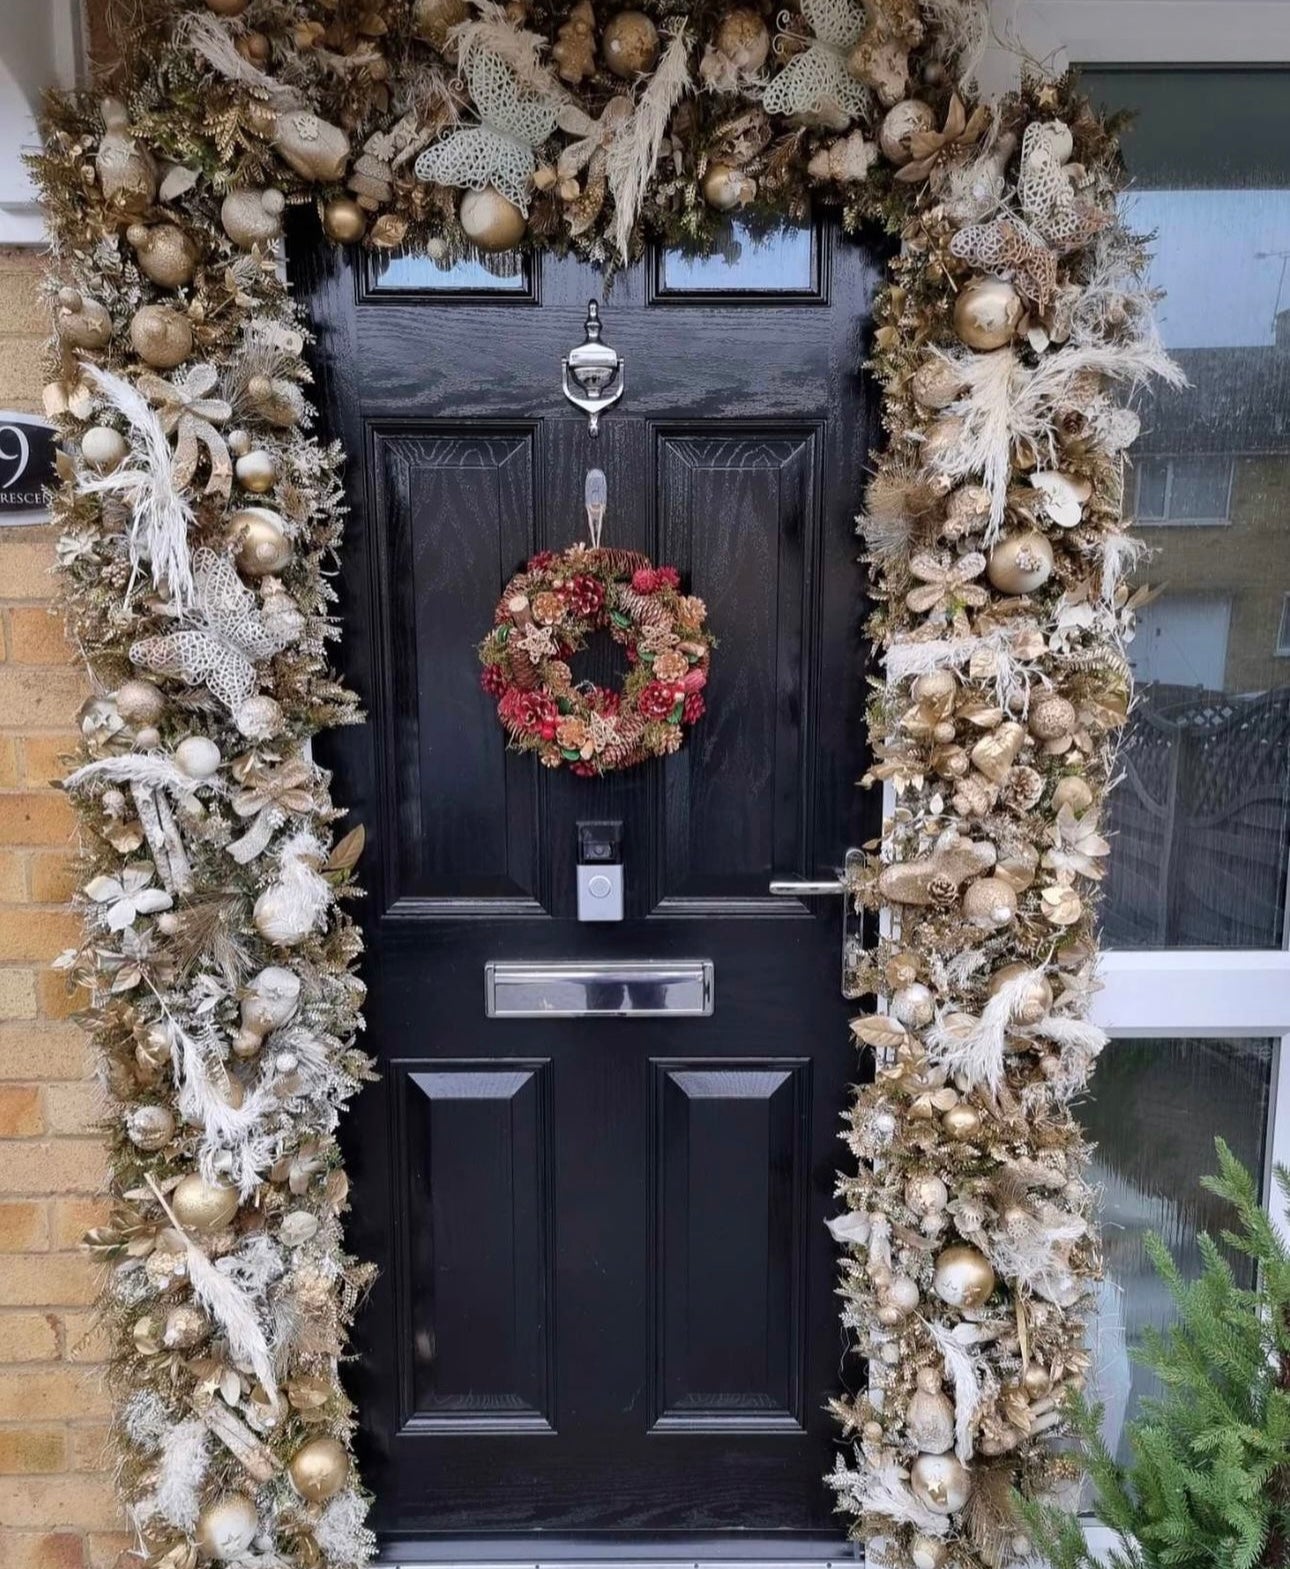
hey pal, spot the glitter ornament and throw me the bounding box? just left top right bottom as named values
left=1029, top=693, right=1077, bottom=743
left=220, top=188, right=286, bottom=249
left=54, top=289, right=112, bottom=350
left=602, top=11, right=660, bottom=77
left=272, top=110, right=351, bottom=183
left=96, top=97, right=157, bottom=213
left=170, top=1173, right=239, bottom=1232
left=962, top=874, right=1019, bottom=929
left=907, top=1367, right=955, bottom=1453
left=987, top=962, right=1053, bottom=1025
left=932, top=1244, right=995, bottom=1309
left=129, top=304, right=193, bottom=369
left=126, top=1104, right=175, bottom=1151
left=115, top=679, right=166, bottom=726
left=163, top=1303, right=210, bottom=1349
left=714, top=9, right=770, bottom=73
left=910, top=358, right=967, bottom=410
left=905, top=1173, right=949, bottom=1213
left=235, top=695, right=285, bottom=741
left=126, top=222, right=199, bottom=289
left=879, top=98, right=936, bottom=164
left=411, top=0, right=469, bottom=48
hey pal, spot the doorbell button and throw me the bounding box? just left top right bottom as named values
left=588, top=874, right=613, bottom=899
left=576, top=863, right=624, bottom=922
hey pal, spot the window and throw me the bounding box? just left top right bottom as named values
left=1134, top=455, right=1234, bottom=523
left=1074, top=61, right=1290, bottom=1490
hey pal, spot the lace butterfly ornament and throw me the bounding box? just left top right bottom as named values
left=415, top=42, right=560, bottom=214
left=762, top=0, right=869, bottom=130
left=130, top=549, right=303, bottom=714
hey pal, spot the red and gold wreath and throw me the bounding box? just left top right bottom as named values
left=479, top=545, right=713, bottom=775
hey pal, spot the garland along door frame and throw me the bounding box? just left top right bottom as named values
left=292, top=212, right=880, bottom=1554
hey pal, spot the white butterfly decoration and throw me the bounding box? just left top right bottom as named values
left=762, top=0, right=869, bottom=130
left=415, top=42, right=559, bottom=215
left=130, top=549, right=301, bottom=714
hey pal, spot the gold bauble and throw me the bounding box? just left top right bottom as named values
left=891, top=982, right=934, bottom=1028
left=163, top=1303, right=211, bottom=1349
left=986, top=962, right=1053, bottom=1025
left=911, top=1535, right=949, bottom=1569
left=170, top=1173, right=239, bottom=1233
left=986, top=530, right=1054, bottom=595
left=932, top=1244, right=995, bottom=1310
left=220, top=188, right=285, bottom=250
left=236, top=695, right=285, bottom=741
left=115, top=678, right=166, bottom=726
left=231, top=507, right=293, bottom=577
left=197, top=1493, right=259, bottom=1561
left=911, top=669, right=956, bottom=706
left=235, top=450, right=278, bottom=495
left=411, top=0, right=469, bottom=47
left=701, top=162, right=756, bottom=212
left=962, top=875, right=1018, bottom=929
left=603, top=10, right=660, bottom=77
left=288, top=1435, right=350, bottom=1502
left=905, top=1173, right=949, bottom=1214
left=1029, top=693, right=1077, bottom=742
left=1052, top=775, right=1094, bottom=814
left=1021, top=1364, right=1053, bottom=1398
left=126, top=223, right=199, bottom=290
left=941, top=1103, right=982, bottom=1141
left=459, top=187, right=527, bottom=252
left=323, top=196, right=368, bottom=244
left=126, top=1103, right=175, bottom=1152
left=54, top=289, right=112, bottom=350
left=878, top=99, right=936, bottom=165
left=910, top=1452, right=971, bottom=1515
left=910, top=358, right=967, bottom=411
left=130, top=304, right=193, bottom=369
left=953, top=276, right=1024, bottom=352
left=80, top=425, right=127, bottom=474
left=715, top=9, right=770, bottom=72
left=204, top=0, right=249, bottom=12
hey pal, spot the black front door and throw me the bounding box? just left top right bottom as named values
left=293, top=220, right=879, bottom=1556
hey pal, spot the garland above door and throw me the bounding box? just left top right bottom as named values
left=34, top=3, right=1181, bottom=1568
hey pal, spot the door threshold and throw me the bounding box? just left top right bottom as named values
left=374, top=1543, right=860, bottom=1568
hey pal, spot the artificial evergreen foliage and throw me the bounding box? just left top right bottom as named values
left=1029, top=1139, right=1290, bottom=1569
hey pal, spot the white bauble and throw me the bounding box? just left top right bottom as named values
left=235, top=694, right=285, bottom=740
left=81, top=425, right=127, bottom=473
left=174, top=735, right=222, bottom=779
left=197, top=1493, right=259, bottom=1560
left=910, top=1452, right=970, bottom=1515
left=932, top=1244, right=995, bottom=1310
left=254, top=885, right=314, bottom=946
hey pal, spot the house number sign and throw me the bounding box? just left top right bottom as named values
left=0, top=412, right=57, bottom=525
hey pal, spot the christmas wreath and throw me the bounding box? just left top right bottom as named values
left=480, top=545, right=713, bottom=775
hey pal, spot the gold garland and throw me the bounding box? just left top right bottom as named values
left=34, top=4, right=1179, bottom=1567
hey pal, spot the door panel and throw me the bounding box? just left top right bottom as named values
left=292, top=216, right=880, bottom=1553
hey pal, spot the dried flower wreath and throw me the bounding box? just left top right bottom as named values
left=480, top=545, right=713, bottom=774
left=33, top=2, right=1181, bottom=1567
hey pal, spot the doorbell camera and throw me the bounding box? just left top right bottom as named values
left=577, top=821, right=624, bottom=922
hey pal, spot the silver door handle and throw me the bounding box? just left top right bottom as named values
left=769, top=877, right=846, bottom=897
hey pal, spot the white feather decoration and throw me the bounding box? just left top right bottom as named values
left=927, top=1319, right=994, bottom=1464
left=606, top=30, right=692, bottom=261
left=174, top=10, right=302, bottom=108
left=313, top=1489, right=378, bottom=1567
left=64, top=753, right=219, bottom=797
left=926, top=967, right=1053, bottom=1093
left=828, top=1454, right=952, bottom=1535
left=79, top=365, right=196, bottom=606
left=145, top=1417, right=210, bottom=1531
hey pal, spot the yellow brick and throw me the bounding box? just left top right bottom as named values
left=0, top=1023, right=88, bottom=1078
left=0, top=1472, right=121, bottom=1530
left=0, top=736, right=18, bottom=786
left=0, top=1430, right=68, bottom=1476
left=34, top=974, right=85, bottom=1025
left=0, top=1254, right=97, bottom=1308
left=42, top=1084, right=98, bottom=1139
left=0, top=538, right=57, bottom=600
left=0, top=1140, right=107, bottom=1196
left=2, top=1530, right=86, bottom=1569
left=49, top=1199, right=107, bottom=1252
left=67, top=1425, right=109, bottom=1473
left=0, top=1313, right=60, bottom=1362
left=27, top=853, right=74, bottom=905
left=18, top=738, right=75, bottom=790
left=0, top=970, right=38, bottom=1022
left=0, top=340, right=50, bottom=414
left=7, top=609, right=72, bottom=668
left=0, top=669, right=87, bottom=731
left=0, top=269, right=45, bottom=335
left=86, top=1533, right=131, bottom=1569
left=61, top=1313, right=110, bottom=1365
left=0, top=848, right=27, bottom=900
left=0, top=1086, right=44, bottom=1137
left=0, top=793, right=76, bottom=849
left=0, top=1369, right=110, bottom=1423
left=0, top=1201, right=48, bottom=1252
left=0, top=909, right=81, bottom=963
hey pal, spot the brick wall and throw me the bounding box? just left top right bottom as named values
left=0, top=250, right=125, bottom=1568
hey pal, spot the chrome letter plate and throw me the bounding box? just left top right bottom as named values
left=485, top=961, right=713, bottom=1018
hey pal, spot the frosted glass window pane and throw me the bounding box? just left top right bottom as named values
left=1077, top=1037, right=1273, bottom=1466
left=367, top=248, right=527, bottom=293
left=660, top=220, right=815, bottom=293
left=1081, top=71, right=1290, bottom=950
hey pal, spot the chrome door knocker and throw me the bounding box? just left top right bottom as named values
left=562, top=299, right=624, bottom=436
